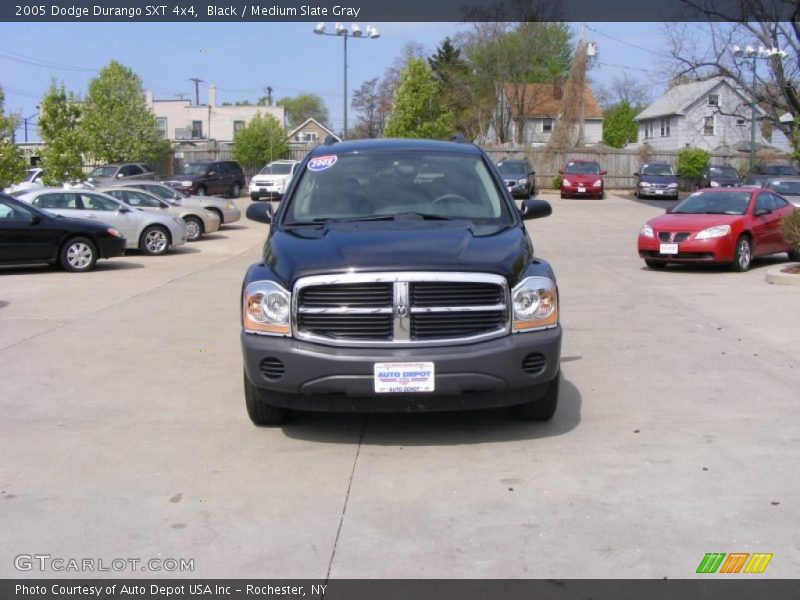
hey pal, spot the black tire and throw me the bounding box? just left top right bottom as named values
left=139, top=225, right=170, bottom=255
left=183, top=216, right=203, bottom=242
left=599, top=191, right=606, bottom=199
left=244, top=371, right=287, bottom=426
left=560, top=192, right=566, bottom=199
left=645, top=259, right=667, bottom=269
left=197, top=185, right=207, bottom=196
left=60, top=236, right=98, bottom=272
left=730, top=235, right=753, bottom=272
left=512, top=373, right=559, bottom=421
left=250, top=194, right=259, bottom=202
left=230, top=183, right=242, bottom=198
left=788, top=248, right=800, bottom=262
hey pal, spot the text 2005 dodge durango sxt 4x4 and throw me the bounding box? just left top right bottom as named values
left=240, top=138, right=562, bottom=425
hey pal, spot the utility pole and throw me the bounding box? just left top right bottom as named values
left=263, top=85, right=274, bottom=106
left=189, top=78, right=204, bottom=106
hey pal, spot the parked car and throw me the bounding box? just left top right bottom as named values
left=762, top=176, right=800, bottom=207
left=102, top=181, right=242, bottom=225
left=249, top=160, right=300, bottom=201
left=18, top=189, right=187, bottom=255
left=0, top=193, right=125, bottom=272
left=496, top=157, right=536, bottom=198
left=633, top=162, right=679, bottom=199
left=164, top=160, right=245, bottom=198
left=241, top=138, right=560, bottom=426
left=637, top=187, right=799, bottom=271
left=102, top=187, right=220, bottom=242
left=745, top=163, right=799, bottom=187
left=85, top=163, right=155, bottom=186
left=4, top=167, right=45, bottom=194
left=699, top=164, right=741, bottom=188
left=560, top=159, right=605, bottom=199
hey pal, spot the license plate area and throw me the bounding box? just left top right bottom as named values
left=660, top=243, right=679, bottom=254
left=374, top=362, right=435, bottom=393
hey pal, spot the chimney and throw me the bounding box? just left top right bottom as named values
left=553, top=76, right=563, bottom=100
left=208, top=84, right=217, bottom=107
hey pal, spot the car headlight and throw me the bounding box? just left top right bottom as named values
left=639, top=182, right=651, bottom=187
left=695, top=224, right=731, bottom=240
left=180, top=180, right=193, bottom=187
left=562, top=178, right=571, bottom=186
left=107, top=228, right=122, bottom=238
left=640, top=223, right=655, bottom=238
left=517, top=178, right=528, bottom=185
left=593, top=179, right=602, bottom=187
left=243, top=281, right=291, bottom=336
left=668, top=182, right=678, bottom=188
left=225, top=202, right=235, bottom=209
left=709, top=181, right=720, bottom=187
left=511, top=277, right=558, bottom=332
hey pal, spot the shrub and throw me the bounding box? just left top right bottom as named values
left=552, top=174, right=562, bottom=190
left=780, top=208, right=800, bottom=253
left=676, top=147, right=710, bottom=188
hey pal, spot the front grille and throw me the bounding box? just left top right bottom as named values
left=294, top=273, right=508, bottom=346
left=658, top=231, right=691, bottom=243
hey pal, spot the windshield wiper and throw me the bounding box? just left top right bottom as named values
left=284, top=213, right=460, bottom=226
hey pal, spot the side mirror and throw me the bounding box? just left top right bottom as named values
left=558, top=169, right=564, bottom=175
left=116, top=173, right=124, bottom=178
left=601, top=170, right=608, bottom=176
left=529, top=171, right=536, bottom=176
left=519, top=199, right=552, bottom=221
left=119, top=205, right=131, bottom=213
left=246, top=202, right=272, bottom=224
left=666, top=207, right=674, bottom=213
left=633, top=172, right=640, bottom=176
left=29, top=215, right=42, bottom=225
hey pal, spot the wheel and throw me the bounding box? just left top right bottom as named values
left=512, top=373, right=559, bottom=421
left=230, top=183, right=241, bottom=199
left=250, top=194, right=259, bottom=202
left=599, top=191, right=605, bottom=199
left=645, top=259, right=667, bottom=269
left=60, top=237, right=97, bottom=272
left=139, top=225, right=170, bottom=255
left=197, top=185, right=207, bottom=196
left=183, top=216, right=203, bottom=242
left=244, top=371, right=287, bottom=426
left=730, top=235, right=753, bottom=272
left=560, top=192, right=566, bottom=199
left=788, top=248, right=800, bottom=262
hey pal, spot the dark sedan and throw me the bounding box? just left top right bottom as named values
left=0, top=193, right=126, bottom=272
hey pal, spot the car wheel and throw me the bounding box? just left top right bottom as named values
left=512, top=373, right=559, bottom=421
left=560, top=192, right=566, bottom=199
left=244, top=371, right=287, bottom=426
left=788, top=248, right=800, bottom=262
left=230, top=183, right=242, bottom=198
left=645, top=259, right=667, bottom=269
left=599, top=191, right=605, bottom=199
left=60, top=237, right=97, bottom=272
left=183, top=216, right=203, bottom=242
left=250, top=194, right=259, bottom=202
left=731, top=235, right=752, bottom=272
left=197, top=185, right=207, bottom=196
left=139, top=225, right=170, bottom=255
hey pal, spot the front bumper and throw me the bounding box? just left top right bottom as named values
left=241, top=326, right=562, bottom=412
left=506, top=184, right=531, bottom=198
left=638, top=235, right=735, bottom=263
left=97, top=237, right=126, bottom=259
left=562, top=184, right=602, bottom=196
left=639, top=187, right=678, bottom=198
left=220, top=204, right=241, bottom=224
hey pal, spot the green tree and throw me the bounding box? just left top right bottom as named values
left=676, top=147, right=710, bottom=188
left=428, top=37, right=480, bottom=138
left=231, top=113, right=289, bottom=172
left=0, top=85, right=26, bottom=188
left=602, top=101, right=641, bottom=148
left=80, top=61, right=169, bottom=165
left=38, top=81, right=85, bottom=185
left=277, top=93, right=329, bottom=128
left=384, top=58, right=453, bottom=140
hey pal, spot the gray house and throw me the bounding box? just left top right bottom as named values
left=633, top=77, right=792, bottom=153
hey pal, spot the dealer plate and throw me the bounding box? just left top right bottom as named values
left=659, top=243, right=679, bottom=254
left=374, top=362, right=435, bottom=393
left=577, top=186, right=586, bottom=193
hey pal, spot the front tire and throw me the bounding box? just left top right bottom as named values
left=244, top=371, right=287, bottom=426
left=512, top=373, right=559, bottom=421
left=788, top=248, right=800, bottom=262
left=60, top=237, right=97, bottom=272
left=183, top=216, right=203, bottom=242
left=197, top=185, right=207, bottom=196
left=731, top=235, right=753, bottom=272
left=139, top=225, right=170, bottom=255
left=230, top=183, right=241, bottom=198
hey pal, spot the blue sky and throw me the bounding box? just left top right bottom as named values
left=0, top=21, right=668, bottom=141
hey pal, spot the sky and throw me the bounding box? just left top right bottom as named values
left=0, top=21, right=669, bottom=142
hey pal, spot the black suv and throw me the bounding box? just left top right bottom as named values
left=165, top=160, right=245, bottom=198
left=496, top=157, right=536, bottom=198
left=240, top=138, right=562, bottom=425
left=699, top=164, right=741, bottom=188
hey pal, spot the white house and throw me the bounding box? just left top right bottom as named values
left=633, top=76, right=793, bottom=153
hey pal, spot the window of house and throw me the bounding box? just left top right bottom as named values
left=542, top=118, right=553, bottom=133
left=707, top=93, right=719, bottom=106
left=660, top=118, right=670, bottom=137
left=233, top=120, right=245, bottom=134
left=191, top=121, right=203, bottom=139
left=156, top=117, right=168, bottom=139
left=643, top=121, right=654, bottom=139
left=736, top=118, right=746, bottom=127
left=703, top=116, right=715, bottom=136
left=295, top=131, right=318, bottom=142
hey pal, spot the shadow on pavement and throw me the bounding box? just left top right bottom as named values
left=640, top=254, right=788, bottom=274
left=280, top=377, right=582, bottom=446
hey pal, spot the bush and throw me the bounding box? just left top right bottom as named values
left=676, top=147, right=710, bottom=188
left=552, top=174, right=562, bottom=190
left=780, top=209, right=800, bottom=252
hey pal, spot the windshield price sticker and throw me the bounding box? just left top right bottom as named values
left=374, top=362, right=435, bottom=393
left=307, top=155, right=338, bottom=172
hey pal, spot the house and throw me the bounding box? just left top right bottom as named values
left=493, top=81, right=604, bottom=147
left=286, top=118, right=340, bottom=144
left=633, top=76, right=793, bottom=153
left=145, top=84, right=285, bottom=144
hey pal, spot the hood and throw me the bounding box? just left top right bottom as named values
left=263, top=221, right=532, bottom=287
left=168, top=174, right=204, bottom=183
left=252, top=173, right=291, bottom=183
left=649, top=212, right=744, bottom=232
left=708, top=176, right=740, bottom=185
left=639, top=174, right=677, bottom=184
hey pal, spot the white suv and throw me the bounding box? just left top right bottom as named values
left=249, top=160, right=300, bottom=201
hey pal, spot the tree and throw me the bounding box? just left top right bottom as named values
left=676, top=147, right=710, bottom=188
left=384, top=58, right=453, bottom=140
left=277, top=93, right=329, bottom=128
left=428, top=37, right=481, bottom=139
left=80, top=61, right=169, bottom=165
left=231, top=113, right=289, bottom=173
left=0, top=85, right=26, bottom=188
left=37, top=80, right=85, bottom=185
left=593, top=73, right=652, bottom=111
left=602, top=100, right=641, bottom=148
left=351, top=77, right=382, bottom=138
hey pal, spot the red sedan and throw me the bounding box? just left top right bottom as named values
left=637, top=187, right=800, bottom=271
left=560, top=159, right=606, bottom=199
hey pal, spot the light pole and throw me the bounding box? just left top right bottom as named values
left=313, top=22, right=380, bottom=139
left=732, top=45, right=787, bottom=171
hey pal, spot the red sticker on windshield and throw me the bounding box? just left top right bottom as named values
left=307, top=155, right=338, bottom=172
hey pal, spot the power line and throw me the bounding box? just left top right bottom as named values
left=585, top=25, right=670, bottom=59
left=0, top=48, right=98, bottom=72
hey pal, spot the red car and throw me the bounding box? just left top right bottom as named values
left=638, top=187, right=800, bottom=271
left=560, top=159, right=606, bottom=199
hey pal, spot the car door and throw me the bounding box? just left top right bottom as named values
left=204, top=163, right=223, bottom=195
left=0, top=197, right=58, bottom=262
left=751, top=192, right=782, bottom=255
left=78, top=192, right=138, bottom=241
left=29, top=191, right=84, bottom=219
left=768, top=193, right=795, bottom=251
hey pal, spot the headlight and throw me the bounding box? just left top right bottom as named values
left=640, top=223, right=655, bottom=238
left=517, top=178, right=528, bottom=185
left=225, top=202, right=235, bottom=209
left=593, top=179, right=602, bottom=187
left=511, top=277, right=558, bottom=332
left=668, top=182, right=678, bottom=188
left=695, top=224, right=731, bottom=240
left=709, top=181, right=720, bottom=187
left=639, top=182, right=650, bottom=187
left=562, top=178, right=571, bottom=186
left=107, top=228, right=122, bottom=238
left=243, top=281, right=291, bottom=336
left=180, top=180, right=193, bottom=187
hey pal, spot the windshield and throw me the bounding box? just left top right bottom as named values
left=89, top=166, right=118, bottom=177
left=709, top=166, right=738, bottom=178
left=641, top=164, right=674, bottom=176
left=764, top=165, right=798, bottom=175
left=564, top=162, right=600, bottom=175
left=497, top=162, right=526, bottom=176
left=771, top=181, right=800, bottom=196
left=179, top=163, right=210, bottom=175
left=284, top=151, right=512, bottom=225
left=141, top=185, right=177, bottom=200
left=260, top=162, right=293, bottom=175
left=672, top=191, right=750, bottom=215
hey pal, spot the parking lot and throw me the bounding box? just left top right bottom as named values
left=1, top=191, right=798, bottom=578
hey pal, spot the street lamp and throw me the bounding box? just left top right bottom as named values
left=313, top=22, right=380, bottom=139
left=732, top=44, right=788, bottom=170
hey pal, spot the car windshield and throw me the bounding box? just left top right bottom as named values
left=771, top=181, right=800, bottom=196
left=260, top=163, right=293, bottom=175
left=497, top=162, right=526, bottom=175
left=141, top=185, right=177, bottom=200
left=89, top=166, right=118, bottom=177
left=764, top=165, right=798, bottom=175
left=284, top=151, right=511, bottom=224
left=641, top=164, right=674, bottom=176
left=672, top=191, right=750, bottom=215
left=564, top=162, right=600, bottom=175
left=179, top=163, right=210, bottom=175
left=709, top=166, right=738, bottom=178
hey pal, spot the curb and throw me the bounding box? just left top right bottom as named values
left=766, top=264, right=800, bottom=286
